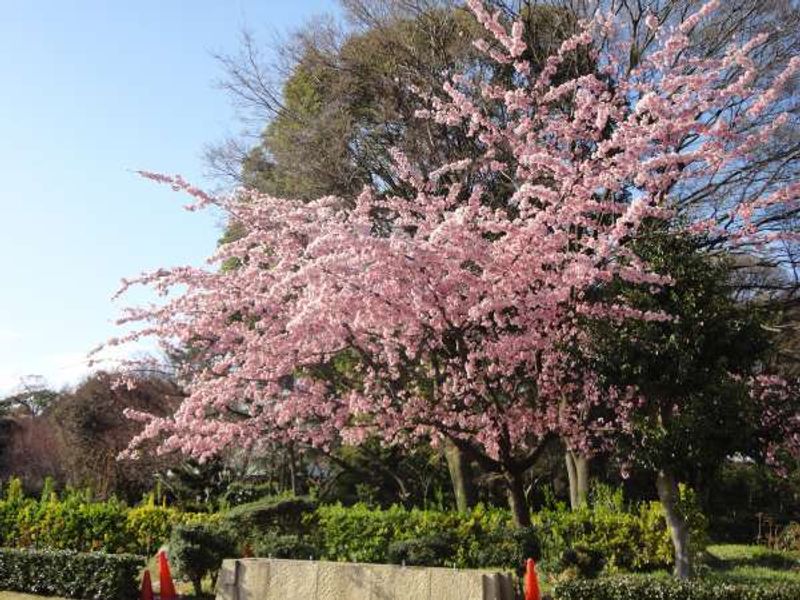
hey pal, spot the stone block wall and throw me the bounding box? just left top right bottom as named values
left=216, top=558, right=517, bottom=600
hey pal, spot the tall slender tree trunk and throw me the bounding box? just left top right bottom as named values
left=288, top=442, right=298, bottom=495
left=444, top=439, right=476, bottom=512
left=506, top=470, right=532, bottom=527
left=656, top=469, right=692, bottom=579
left=565, top=450, right=590, bottom=509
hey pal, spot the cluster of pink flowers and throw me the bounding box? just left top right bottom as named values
left=109, top=1, right=799, bottom=472
left=748, top=375, right=800, bottom=472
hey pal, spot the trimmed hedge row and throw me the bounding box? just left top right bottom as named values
left=0, top=479, right=216, bottom=555
left=536, top=484, right=707, bottom=575
left=310, top=499, right=681, bottom=573
left=0, top=547, right=143, bottom=600
left=311, top=503, right=525, bottom=568
left=553, top=576, right=800, bottom=600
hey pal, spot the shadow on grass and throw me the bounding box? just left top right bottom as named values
left=699, top=545, right=800, bottom=584
left=707, top=552, right=798, bottom=571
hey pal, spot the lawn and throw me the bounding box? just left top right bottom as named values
left=702, top=544, right=800, bottom=584
left=572, top=544, right=800, bottom=587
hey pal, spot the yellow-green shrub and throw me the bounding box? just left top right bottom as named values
left=0, top=478, right=216, bottom=556
left=125, top=504, right=217, bottom=555
left=312, top=503, right=534, bottom=570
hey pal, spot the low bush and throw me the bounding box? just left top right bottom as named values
left=0, top=547, right=143, bottom=600
left=536, top=503, right=670, bottom=573
left=557, top=546, right=606, bottom=580
left=170, top=521, right=237, bottom=596
left=126, top=504, right=218, bottom=555
left=776, top=522, right=800, bottom=553
left=225, top=495, right=317, bottom=535
left=475, top=526, right=541, bottom=575
left=313, top=503, right=536, bottom=570
left=250, top=532, right=318, bottom=560
left=0, top=479, right=215, bottom=555
left=536, top=485, right=706, bottom=574
left=220, top=481, right=278, bottom=508
left=0, top=485, right=129, bottom=552
left=553, top=576, right=800, bottom=600
left=387, top=534, right=457, bottom=567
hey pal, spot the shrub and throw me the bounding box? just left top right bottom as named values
left=313, top=503, right=413, bottom=564
left=220, top=481, right=277, bottom=508
left=387, top=534, right=457, bottom=567
left=553, top=576, right=800, bottom=600
left=250, top=532, right=318, bottom=560
left=0, top=488, right=129, bottom=553
left=677, top=484, right=711, bottom=556
left=475, top=526, right=541, bottom=575
left=0, top=480, right=216, bottom=556
left=0, top=547, right=143, bottom=600
left=557, top=546, right=605, bottom=580
left=776, top=522, right=800, bottom=553
left=225, top=495, right=317, bottom=535
left=535, top=486, right=705, bottom=574
left=30, top=493, right=128, bottom=552
left=313, top=503, right=536, bottom=570
left=125, top=504, right=217, bottom=556
left=536, top=505, right=660, bottom=573
left=170, top=521, right=237, bottom=596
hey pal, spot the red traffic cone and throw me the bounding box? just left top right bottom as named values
left=158, top=551, right=178, bottom=600
left=140, top=569, right=154, bottom=600
left=525, top=558, right=541, bottom=600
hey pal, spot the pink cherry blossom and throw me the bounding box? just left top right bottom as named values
left=106, top=2, right=799, bottom=511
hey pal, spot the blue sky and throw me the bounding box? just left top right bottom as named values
left=0, top=0, right=335, bottom=393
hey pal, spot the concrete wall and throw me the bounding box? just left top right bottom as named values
left=216, top=558, right=517, bottom=600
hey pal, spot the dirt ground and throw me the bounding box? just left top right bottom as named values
left=0, top=594, right=68, bottom=600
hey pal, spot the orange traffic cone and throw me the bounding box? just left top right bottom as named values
left=525, top=558, right=541, bottom=600
left=158, top=551, right=178, bottom=600
left=140, top=569, right=154, bottom=600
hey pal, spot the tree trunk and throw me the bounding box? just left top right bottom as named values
left=656, top=469, right=692, bottom=579
left=444, top=439, right=477, bottom=512
left=288, top=442, right=297, bottom=495
left=565, top=450, right=590, bottom=510
left=506, top=470, right=531, bottom=528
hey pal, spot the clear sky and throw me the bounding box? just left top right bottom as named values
left=0, top=0, right=335, bottom=394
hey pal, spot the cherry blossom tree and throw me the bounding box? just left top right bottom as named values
left=107, top=0, right=799, bottom=539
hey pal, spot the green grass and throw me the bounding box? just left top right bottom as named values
left=540, top=544, right=800, bottom=592
left=610, top=545, right=800, bottom=585
left=700, top=544, right=800, bottom=584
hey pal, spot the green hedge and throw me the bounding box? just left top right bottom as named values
left=312, top=496, right=679, bottom=573
left=553, top=576, right=800, bottom=600
left=312, top=503, right=537, bottom=570
left=225, top=495, right=316, bottom=534
left=0, top=478, right=216, bottom=555
left=125, top=504, right=218, bottom=556
left=0, top=547, right=143, bottom=600
left=536, top=485, right=706, bottom=574
left=536, top=502, right=674, bottom=572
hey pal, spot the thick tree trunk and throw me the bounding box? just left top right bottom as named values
left=656, top=470, right=692, bottom=579
left=444, top=439, right=477, bottom=512
left=506, top=470, right=532, bottom=528
left=565, top=451, right=590, bottom=510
